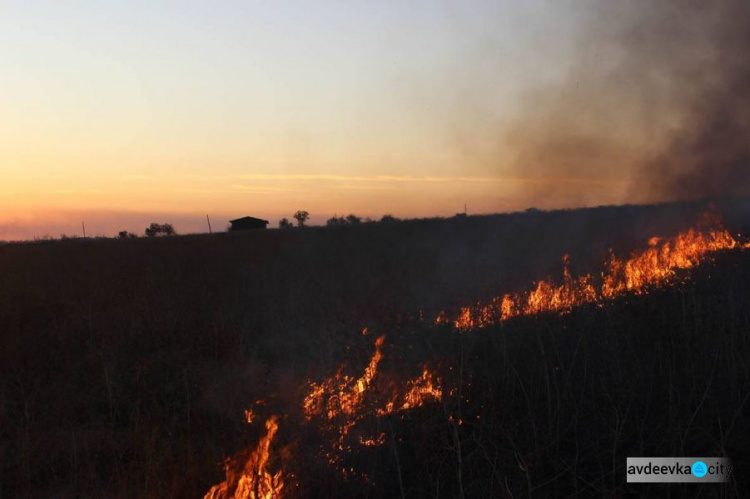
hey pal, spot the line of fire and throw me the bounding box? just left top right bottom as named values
left=201, top=213, right=750, bottom=498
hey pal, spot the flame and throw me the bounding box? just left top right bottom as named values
left=303, top=336, right=442, bottom=424
left=303, top=335, right=385, bottom=424
left=439, top=223, right=744, bottom=331
left=358, top=433, right=386, bottom=447
left=377, top=367, right=443, bottom=415
left=203, top=217, right=747, bottom=495
left=203, top=416, right=284, bottom=499
left=401, top=367, right=443, bottom=410
left=302, top=335, right=442, bottom=461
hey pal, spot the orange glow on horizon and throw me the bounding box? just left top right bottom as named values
left=0, top=172, right=637, bottom=240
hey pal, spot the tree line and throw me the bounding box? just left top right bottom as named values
left=116, top=222, right=176, bottom=239
left=278, top=211, right=400, bottom=229
left=31, top=212, right=404, bottom=242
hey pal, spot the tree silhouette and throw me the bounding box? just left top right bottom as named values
left=293, top=210, right=310, bottom=227
left=326, top=216, right=345, bottom=227
left=145, top=223, right=177, bottom=237
left=279, top=218, right=293, bottom=229
left=345, top=214, right=362, bottom=225
left=326, top=214, right=368, bottom=227
left=145, top=223, right=160, bottom=237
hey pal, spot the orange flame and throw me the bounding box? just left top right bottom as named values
left=358, top=433, right=386, bottom=447
left=439, top=223, right=744, bottom=331
left=203, top=416, right=284, bottom=499
left=302, top=335, right=442, bottom=458
left=303, top=335, right=385, bottom=424
left=401, top=367, right=443, bottom=410
left=204, top=217, right=746, bottom=495
left=377, top=367, right=443, bottom=415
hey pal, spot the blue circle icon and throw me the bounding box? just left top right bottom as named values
left=692, top=461, right=708, bottom=477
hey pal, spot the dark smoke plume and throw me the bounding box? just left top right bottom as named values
left=644, top=0, right=750, bottom=200
left=505, top=0, right=750, bottom=204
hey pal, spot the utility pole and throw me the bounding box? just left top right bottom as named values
left=206, top=214, right=213, bottom=234
left=464, top=203, right=467, bottom=215
left=82, top=221, right=86, bottom=238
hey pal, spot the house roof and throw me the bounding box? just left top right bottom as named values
left=229, top=216, right=269, bottom=224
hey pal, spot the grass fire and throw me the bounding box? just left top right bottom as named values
left=438, top=215, right=747, bottom=331
left=2, top=200, right=750, bottom=497
left=192, top=206, right=750, bottom=497
left=5, top=0, right=750, bottom=496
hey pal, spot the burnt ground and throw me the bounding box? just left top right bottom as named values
left=1, top=198, right=749, bottom=497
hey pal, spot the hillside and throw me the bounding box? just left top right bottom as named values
left=1, top=199, right=749, bottom=497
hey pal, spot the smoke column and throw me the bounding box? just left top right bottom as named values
left=502, top=0, right=750, bottom=205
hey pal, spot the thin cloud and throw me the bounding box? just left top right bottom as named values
left=235, top=173, right=628, bottom=185
left=174, top=186, right=298, bottom=194
left=174, top=188, right=239, bottom=194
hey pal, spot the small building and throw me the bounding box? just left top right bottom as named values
left=229, top=216, right=269, bottom=231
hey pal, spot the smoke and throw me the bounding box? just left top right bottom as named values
left=502, top=0, right=750, bottom=204
left=647, top=1, right=750, bottom=200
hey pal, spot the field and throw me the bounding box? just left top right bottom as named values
left=1, top=199, right=750, bottom=497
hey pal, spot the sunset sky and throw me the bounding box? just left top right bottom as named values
left=1, top=1, right=673, bottom=239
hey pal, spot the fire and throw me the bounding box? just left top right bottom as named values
left=601, top=227, right=738, bottom=298
left=377, top=367, right=443, bottom=415
left=204, top=416, right=284, bottom=499
left=439, top=222, right=744, bottom=331
left=304, top=335, right=442, bottom=433
left=358, top=433, right=386, bottom=447
left=302, top=335, right=386, bottom=424
left=401, top=367, right=443, bottom=410
left=203, top=219, right=745, bottom=495
left=302, top=334, right=442, bottom=460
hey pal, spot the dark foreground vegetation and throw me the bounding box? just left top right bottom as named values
left=1, top=199, right=750, bottom=497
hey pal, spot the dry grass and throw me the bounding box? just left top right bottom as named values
left=1, top=199, right=749, bottom=497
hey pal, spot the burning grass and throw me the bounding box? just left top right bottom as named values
left=203, top=214, right=749, bottom=497
left=204, top=416, right=285, bottom=499
left=4, top=202, right=750, bottom=497
left=204, top=333, right=443, bottom=496
left=438, top=217, right=747, bottom=331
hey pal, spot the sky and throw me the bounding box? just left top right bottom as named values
left=0, top=1, right=678, bottom=239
